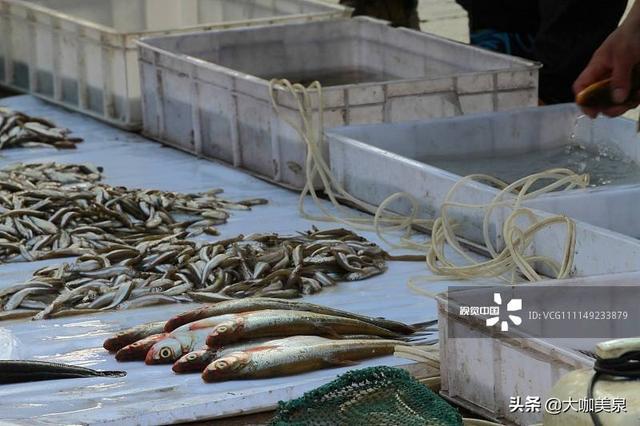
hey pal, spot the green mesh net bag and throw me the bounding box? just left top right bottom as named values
left=270, top=366, right=463, bottom=426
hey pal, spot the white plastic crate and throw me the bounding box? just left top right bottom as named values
left=326, top=104, right=640, bottom=241
left=437, top=272, right=640, bottom=425
left=137, top=17, right=539, bottom=189
left=0, top=0, right=348, bottom=129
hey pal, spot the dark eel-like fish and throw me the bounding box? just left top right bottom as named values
left=0, top=360, right=126, bottom=384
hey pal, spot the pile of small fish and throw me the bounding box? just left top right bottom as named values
left=0, top=108, right=82, bottom=149
left=0, top=228, right=388, bottom=321
left=0, top=162, right=267, bottom=262
left=103, top=298, right=432, bottom=382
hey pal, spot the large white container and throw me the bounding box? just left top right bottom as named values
left=437, top=272, right=640, bottom=425
left=137, top=17, right=540, bottom=189
left=0, top=0, right=348, bottom=129
left=326, top=104, right=640, bottom=241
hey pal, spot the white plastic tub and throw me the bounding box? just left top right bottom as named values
left=0, top=0, right=348, bottom=129
left=326, top=104, right=640, bottom=240
left=137, top=17, right=539, bottom=189
left=437, top=272, right=640, bottom=425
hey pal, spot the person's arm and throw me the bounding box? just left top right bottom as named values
left=574, top=1, right=640, bottom=117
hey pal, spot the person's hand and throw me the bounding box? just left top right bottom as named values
left=573, top=19, right=640, bottom=118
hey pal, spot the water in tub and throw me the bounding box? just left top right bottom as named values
left=423, top=142, right=640, bottom=189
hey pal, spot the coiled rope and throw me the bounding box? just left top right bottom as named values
left=269, top=79, right=587, bottom=285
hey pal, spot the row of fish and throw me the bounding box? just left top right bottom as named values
left=0, top=227, right=389, bottom=320
left=0, top=108, right=82, bottom=149
left=103, top=298, right=433, bottom=382
left=0, top=162, right=267, bottom=263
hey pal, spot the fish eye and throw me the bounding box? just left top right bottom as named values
left=160, top=348, right=172, bottom=359
left=216, top=326, right=227, bottom=333
left=187, top=353, right=198, bottom=361
left=216, top=360, right=227, bottom=368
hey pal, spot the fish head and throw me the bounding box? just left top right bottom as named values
left=103, top=332, right=129, bottom=352
left=165, top=311, right=200, bottom=332
left=201, top=351, right=251, bottom=382
left=205, top=318, right=245, bottom=348
left=145, top=337, right=183, bottom=365
left=115, top=333, right=168, bottom=362
left=172, top=349, right=218, bottom=374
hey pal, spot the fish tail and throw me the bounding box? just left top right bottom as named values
left=385, top=322, right=421, bottom=335
left=409, top=319, right=438, bottom=332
